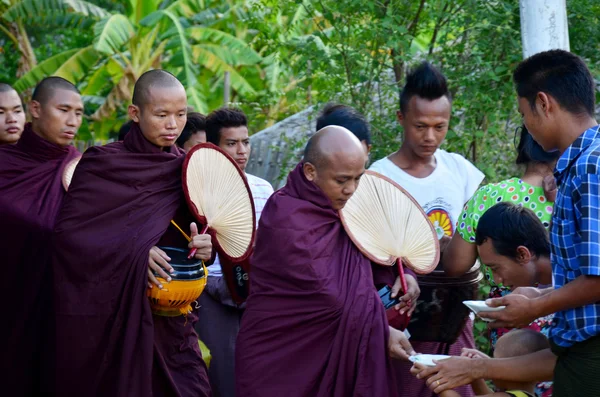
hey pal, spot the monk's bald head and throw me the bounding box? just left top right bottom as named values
left=31, top=76, right=80, bottom=105
left=303, top=126, right=367, bottom=210
left=128, top=69, right=188, bottom=148
left=303, top=125, right=365, bottom=170
left=0, top=83, right=16, bottom=94
left=132, top=69, right=185, bottom=107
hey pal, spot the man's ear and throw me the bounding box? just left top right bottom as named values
left=29, top=100, right=41, bottom=119
left=516, top=245, right=532, bottom=265
left=536, top=92, right=553, bottom=118
left=396, top=110, right=404, bottom=125
left=303, top=162, right=317, bottom=182
left=128, top=104, right=141, bottom=123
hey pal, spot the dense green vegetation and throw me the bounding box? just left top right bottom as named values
left=2, top=0, right=598, bottom=177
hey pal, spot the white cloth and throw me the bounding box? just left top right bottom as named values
left=207, top=173, right=274, bottom=277
left=369, top=149, right=484, bottom=239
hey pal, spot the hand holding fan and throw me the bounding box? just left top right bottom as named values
left=62, top=156, right=81, bottom=191
left=340, top=170, right=440, bottom=329
left=182, top=143, right=256, bottom=264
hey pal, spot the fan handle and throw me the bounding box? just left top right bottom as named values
left=187, top=224, right=210, bottom=259
left=397, top=259, right=411, bottom=330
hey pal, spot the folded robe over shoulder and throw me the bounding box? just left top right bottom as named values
left=52, top=124, right=210, bottom=397
left=235, top=163, right=397, bottom=397
left=0, top=123, right=80, bottom=395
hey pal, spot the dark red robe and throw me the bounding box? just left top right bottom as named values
left=52, top=124, right=210, bottom=397
left=236, top=163, right=397, bottom=397
left=0, top=123, right=80, bottom=395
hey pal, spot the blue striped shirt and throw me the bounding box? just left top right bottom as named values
left=549, top=125, right=600, bottom=347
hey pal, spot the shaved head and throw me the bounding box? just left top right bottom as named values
left=132, top=69, right=184, bottom=107
left=303, top=126, right=367, bottom=210
left=0, top=83, right=16, bottom=93
left=494, top=329, right=549, bottom=359
left=0, top=84, right=25, bottom=144
left=31, top=76, right=79, bottom=105
left=303, top=125, right=365, bottom=169
left=128, top=69, right=187, bottom=148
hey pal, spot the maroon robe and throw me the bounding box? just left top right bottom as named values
left=0, top=123, right=79, bottom=395
left=52, top=124, right=210, bottom=397
left=236, top=163, right=397, bottom=397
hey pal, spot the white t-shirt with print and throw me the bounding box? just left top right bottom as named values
left=207, top=173, right=274, bottom=277
left=369, top=149, right=484, bottom=239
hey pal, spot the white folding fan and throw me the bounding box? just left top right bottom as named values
left=340, top=170, right=440, bottom=274
left=182, top=143, right=256, bottom=262
left=62, top=156, right=81, bottom=191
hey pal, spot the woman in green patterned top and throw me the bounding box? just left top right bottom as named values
left=443, top=126, right=559, bottom=277
left=442, top=126, right=559, bottom=397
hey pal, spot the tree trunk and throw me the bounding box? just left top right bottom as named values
left=13, top=21, right=37, bottom=78
left=519, top=0, right=569, bottom=58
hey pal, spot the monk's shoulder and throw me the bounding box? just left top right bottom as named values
left=83, top=141, right=124, bottom=157
left=261, top=193, right=319, bottom=229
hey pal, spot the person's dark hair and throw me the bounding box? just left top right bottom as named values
left=514, top=125, right=560, bottom=165
left=31, top=76, right=80, bottom=105
left=475, top=202, right=550, bottom=259
left=400, top=62, right=451, bottom=114
left=316, top=103, right=371, bottom=145
left=118, top=120, right=133, bottom=141
left=513, top=49, right=596, bottom=117
left=176, top=112, right=206, bottom=147
left=132, top=69, right=183, bottom=107
left=0, top=83, right=16, bottom=93
left=495, top=329, right=550, bottom=358
left=205, top=107, right=247, bottom=145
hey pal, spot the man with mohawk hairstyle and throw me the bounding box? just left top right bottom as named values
left=370, top=61, right=485, bottom=397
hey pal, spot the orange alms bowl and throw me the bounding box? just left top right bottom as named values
left=147, top=247, right=208, bottom=317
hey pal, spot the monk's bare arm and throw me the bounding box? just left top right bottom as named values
left=441, top=233, right=478, bottom=277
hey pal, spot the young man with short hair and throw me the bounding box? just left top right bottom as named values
left=475, top=202, right=552, bottom=290
left=369, top=61, right=484, bottom=397
left=0, top=83, right=26, bottom=144
left=482, top=49, right=600, bottom=396
left=176, top=111, right=206, bottom=151
left=0, top=76, right=82, bottom=395
left=200, top=107, right=274, bottom=397
left=415, top=50, right=600, bottom=397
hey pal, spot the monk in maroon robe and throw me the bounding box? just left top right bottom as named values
left=0, top=83, right=26, bottom=144
left=0, top=77, right=83, bottom=395
left=236, top=126, right=415, bottom=397
left=52, top=70, right=211, bottom=397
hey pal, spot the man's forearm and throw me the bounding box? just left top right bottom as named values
left=532, top=275, right=600, bottom=318
left=539, top=286, right=554, bottom=296
left=478, top=349, right=556, bottom=382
